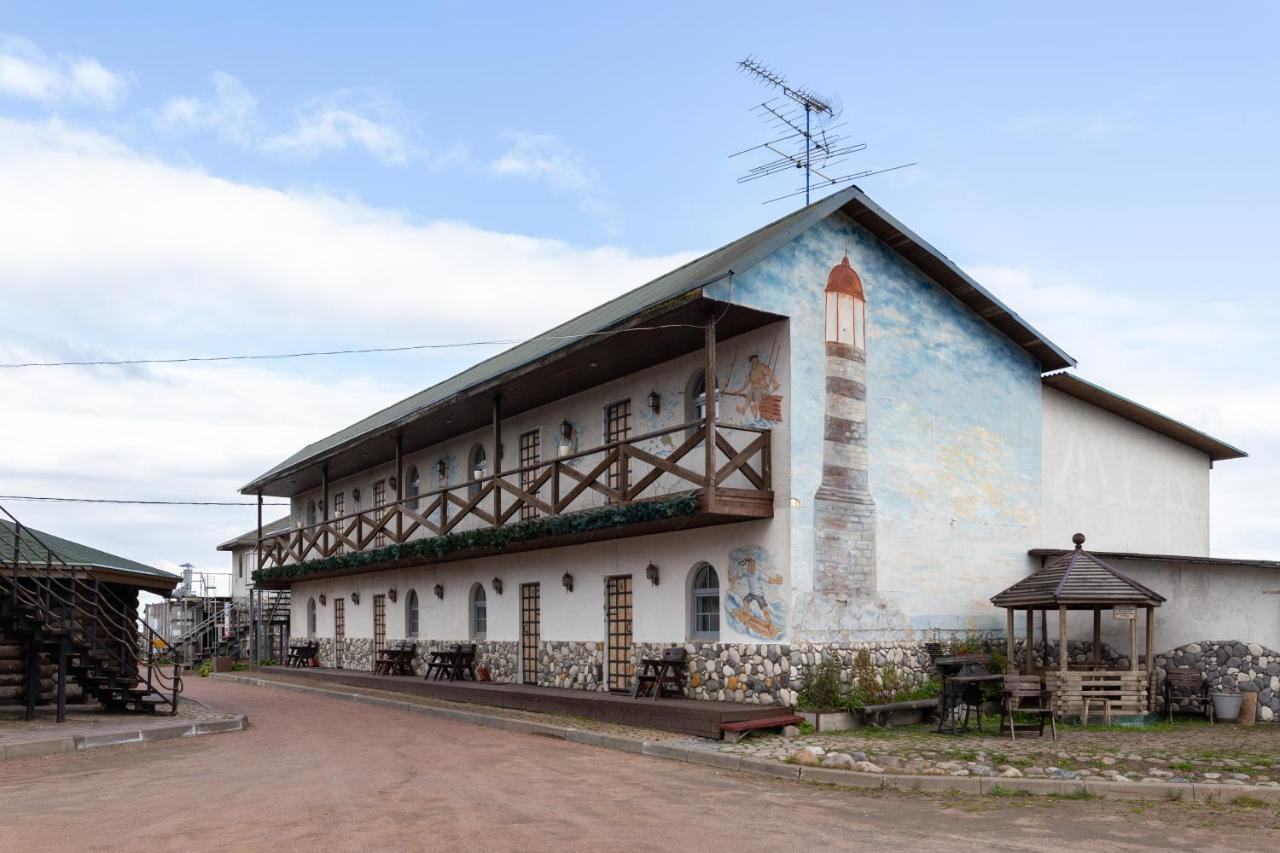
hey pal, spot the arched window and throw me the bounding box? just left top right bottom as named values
left=470, top=583, right=487, bottom=641
left=405, top=589, right=419, bottom=638
left=690, top=563, right=720, bottom=640
left=307, top=597, right=317, bottom=638
left=685, top=370, right=717, bottom=431
left=468, top=444, right=487, bottom=500
left=306, top=499, right=317, bottom=527
left=406, top=465, right=421, bottom=510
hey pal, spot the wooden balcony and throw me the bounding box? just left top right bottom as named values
left=255, top=421, right=772, bottom=582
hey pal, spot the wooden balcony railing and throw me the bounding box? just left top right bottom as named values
left=258, top=420, right=771, bottom=570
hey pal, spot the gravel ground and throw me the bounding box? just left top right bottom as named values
left=1, top=677, right=1278, bottom=852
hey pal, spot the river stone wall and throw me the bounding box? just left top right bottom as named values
left=542, top=641, right=603, bottom=690
left=403, top=639, right=518, bottom=683
left=1156, top=641, right=1280, bottom=722
left=1012, top=639, right=1129, bottom=672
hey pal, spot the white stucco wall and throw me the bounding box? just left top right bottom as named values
left=1041, top=387, right=1211, bottom=556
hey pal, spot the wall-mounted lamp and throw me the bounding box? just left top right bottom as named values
left=436, top=459, right=448, bottom=481
left=388, top=587, right=397, bottom=603
left=388, top=476, right=398, bottom=490
left=352, top=488, right=361, bottom=503
left=561, top=572, right=574, bottom=593
left=558, top=420, right=576, bottom=458
left=646, top=389, right=661, bottom=414
left=319, top=594, right=326, bottom=606
left=351, top=591, right=360, bottom=605
left=434, top=583, right=444, bottom=600
left=492, top=577, right=503, bottom=596
left=645, top=563, right=660, bottom=586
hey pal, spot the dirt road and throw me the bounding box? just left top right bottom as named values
left=0, top=677, right=1273, bottom=852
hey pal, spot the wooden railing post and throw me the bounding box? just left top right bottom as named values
left=321, top=464, right=330, bottom=555
left=704, top=310, right=718, bottom=513
left=256, top=493, right=263, bottom=577
left=394, top=434, right=403, bottom=543
left=492, top=394, right=502, bottom=528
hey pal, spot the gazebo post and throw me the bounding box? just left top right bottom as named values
left=1092, top=608, right=1101, bottom=663
left=1025, top=609, right=1035, bottom=674
left=1129, top=609, right=1139, bottom=672
left=1005, top=608, right=1015, bottom=669
left=1145, top=604, right=1155, bottom=678
left=1058, top=605, right=1068, bottom=673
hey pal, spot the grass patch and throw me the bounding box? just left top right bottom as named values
left=1048, top=789, right=1096, bottom=801
left=1169, top=760, right=1194, bottom=772
left=989, top=784, right=1033, bottom=798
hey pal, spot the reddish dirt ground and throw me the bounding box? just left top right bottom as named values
left=0, top=677, right=1275, bottom=852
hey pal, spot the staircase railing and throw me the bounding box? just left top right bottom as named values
left=0, top=504, right=182, bottom=718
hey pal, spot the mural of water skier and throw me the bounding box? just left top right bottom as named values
left=722, top=339, right=783, bottom=424
left=725, top=544, right=786, bottom=640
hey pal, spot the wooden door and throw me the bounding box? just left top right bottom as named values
left=333, top=597, right=345, bottom=669
left=373, top=593, right=386, bottom=658
left=605, top=400, right=631, bottom=496
left=606, top=575, right=633, bottom=692
left=520, top=583, right=540, bottom=685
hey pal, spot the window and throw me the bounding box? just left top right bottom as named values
left=519, top=430, right=541, bottom=520
left=470, top=583, right=487, bottom=641
left=468, top=444, right=487, bottom=500
left=605, top=400, right=631, bottom=493
left=307, top=597, right=317, bottom=637
left=690, top=563, right=720, bottom=640
left=332, top=492, right=345, bottom=553
left=686, top=370, right=719, bottom=426
left=406, top=465, right=421, bottom=511
left=237, top=552, right=244, bottom=579
left=405, top=589, right=419, bottom=638
left=373, top=479, right=387, bottom=546
left=306, top=499, right=317, bottom=527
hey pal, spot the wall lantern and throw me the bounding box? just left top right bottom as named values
left=319, top=594, right=326, bottom=606
left=434, top=583, right=444, bottom=600
left=558, top=420, right=576, bottom=458
left=388, top=587, right=397, bottom=603
left=645, top=563, right=660, bottom=586
left=561, top=572, right=574, bottom=593
left=646, top=389, right=661, bottom=414
left=352, top=488, right=361, bottom=503
left=351, top=591, right=360, bottom=605
left=388, top=476, right=398, bottom=491
left=436, top=459, right=448, bottom=481
left=492, top=577, right=503, bottom=596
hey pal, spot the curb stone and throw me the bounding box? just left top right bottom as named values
left=215, top=674, right=1280, bottom=805
left=0, top=713, right=249, bottom=762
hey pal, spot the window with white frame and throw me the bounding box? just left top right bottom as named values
left=405, top=589, right=419, bottom=638
left=470, top=583, right=487, bottom=641
left=690, top=563, right=720, bottom=640
left=307, top=597, right=317, bottom=637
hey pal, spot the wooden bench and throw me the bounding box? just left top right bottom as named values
left=861, top=697, right=939, bottom=729
left=1164, top=668, right=1214, bottom=723
left=999, top=674, right=1056, bottom=741
left=286, top=641, right=319, bottom=668
left=720, top=713, right=805, bottom=743
left=374, top=640, right=418, bottom=676
left=632, top=647, right=688, bottom=700
left=425, top=643, right=478, bottom=681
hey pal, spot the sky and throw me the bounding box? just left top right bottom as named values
left=0, top=3, right=1276, bottom=585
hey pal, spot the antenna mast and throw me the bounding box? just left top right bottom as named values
left=732, top=56, right=914, bottom=205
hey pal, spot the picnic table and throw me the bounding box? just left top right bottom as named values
left=631, top=648, right=687, bottom=700
left=374, top=641, right=418, bottom=676
left=286, top=641, right=319, bottom=668
left=425, top=644, right=477, bottom=681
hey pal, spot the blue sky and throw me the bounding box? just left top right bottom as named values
left=0, top=3, right=1276, bottom=577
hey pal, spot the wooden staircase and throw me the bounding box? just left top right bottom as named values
left=0, top=506, right=181, bottom=722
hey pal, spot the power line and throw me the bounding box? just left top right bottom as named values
left=0, top=495, right=289, bottom=506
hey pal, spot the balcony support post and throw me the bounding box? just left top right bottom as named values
left=394, top=434, right=403, bottom=542
left=704, top=310, right=717, bottom=513
left=492, top=394, right=502, bottom=527
left=321, top=463, right=330, bottom=556
left=256, top=493, right=263, bottom=576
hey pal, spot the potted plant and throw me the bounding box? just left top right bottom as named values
left=1211, top=687, right=1244, bottom=722
left=796, top=657, right=856, bottom=732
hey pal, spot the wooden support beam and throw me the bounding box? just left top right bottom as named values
left=493, top=395, right=502, bottom=524
left=1058, top=605, right=1068, bottom=673
left=394, top=435, right=403, bottom=542
left=1025, top=609, right=1034, bottom=675
left=256, top=493, right=263, bottom=575
left=1092, top=608, right=1101, bottom=662
left=321, top=463, right=330, bottom=556
left=56, top=635, right=69, bottom=723
left=1130, top=611, right=1139, bottom=672
left=1005, top=608, right=1015, bottom=669
left=704, top=311, right=717, bottom=513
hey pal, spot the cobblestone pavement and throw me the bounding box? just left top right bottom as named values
left=0, top=698, right=235, bottom=745
left=698, top=719, right=1280, bottom=785
left=1, top=677, right=1278, bottom=851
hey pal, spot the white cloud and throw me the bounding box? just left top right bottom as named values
left=0, top=36, right=127, bottom=109
left=0, top=115, right=693, bottom=573
left=971, top=263, right=1279, bottom=559
left=155, top=71, right=257, bottom=145
left=263, top=107, right=411, bottom=165
left=490, top=132, right=619, bottom=234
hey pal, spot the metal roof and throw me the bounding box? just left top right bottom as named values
left=0, top=519, right=177, bottom=587
left=216, top=515, right=292, bottom=552
left=1030, top=547, right=1280, bottom=571
left=992, top=536, right=1166, bottom=609
left=1044, top=372, right=1246, bottom=462
left=242, top=185, right=1075, bottom=496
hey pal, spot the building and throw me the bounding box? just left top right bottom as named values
left=1, top=509, right=181, bottom=720
left=240, top=186, right=1276, bottom=715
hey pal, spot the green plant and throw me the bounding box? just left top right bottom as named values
left=257, top=657, right=277, bottom=666
left=253, top=494, right=700, bottom=584
left=231, top=662, right=252, bottom=671
left=197, top=660, right=214, bottom=678
left=797, top=656, right=848, bottom=711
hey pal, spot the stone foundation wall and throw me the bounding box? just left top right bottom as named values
left=402, top=639, right=518, bottom=683
left=1156, top=641, right=1280, bottom=722
left=542, top=641, right=604, bottom=690
left=1012, top=640, right=1129, bottom=672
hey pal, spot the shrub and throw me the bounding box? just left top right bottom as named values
left=796, top=656, right=848, bottom=711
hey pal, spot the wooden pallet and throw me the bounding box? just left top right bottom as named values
left=1052, top=671, right=1149, bottom=716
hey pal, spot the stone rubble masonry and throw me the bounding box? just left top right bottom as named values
left=1156, top=640, right=1280, bottom=722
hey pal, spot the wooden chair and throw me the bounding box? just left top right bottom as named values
left=632, top=647, right=688, bottom=700
left=1164, top=668, right=1214, bottom=723
left=1000, top=674, right=1056, bottom=741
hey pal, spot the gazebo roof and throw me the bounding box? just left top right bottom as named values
left=991, top=534, right=1166, bottom=609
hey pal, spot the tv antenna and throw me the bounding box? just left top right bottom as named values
left=731, top=57, right=914, bottom=205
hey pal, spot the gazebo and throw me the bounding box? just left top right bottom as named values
left=991, top=533, right=1166, bottom=719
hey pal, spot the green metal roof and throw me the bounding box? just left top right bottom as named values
left=0, top=518, right=177, bottom=585
left=243, top=186, right=1074, bottom=495
left=216, top=515, right=292, bottom=551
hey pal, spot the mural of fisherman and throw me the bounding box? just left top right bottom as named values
left=722, top=339, right=784, bottom=424
left=725, top=545, right=785, bottom=640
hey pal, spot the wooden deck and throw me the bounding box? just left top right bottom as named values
left=255, top=666, right=787, bottom=739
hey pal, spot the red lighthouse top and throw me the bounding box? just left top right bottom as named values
left=825, top=255, right=864, bottom=299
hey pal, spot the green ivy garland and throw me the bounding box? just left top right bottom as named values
left=252, top=493, right=700, bottom=585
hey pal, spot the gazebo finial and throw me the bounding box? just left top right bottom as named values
left=1071, top=532, right=1086, bottom=549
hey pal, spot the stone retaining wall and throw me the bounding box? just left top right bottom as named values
left=542, top=641, right=603, bottom=690
left=1156, top=640, right=1280, bottom=722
